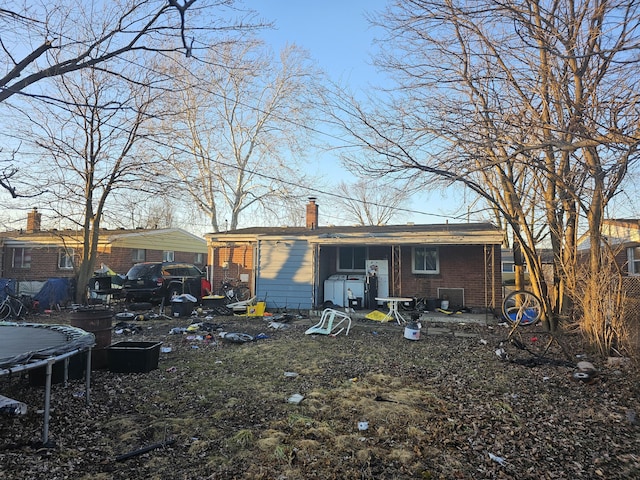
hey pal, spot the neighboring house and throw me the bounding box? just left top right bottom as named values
left=576, top=218, right=640, bottom=274
left=206, top=198, right=504, bottom=311
left=0, top=208, right=207, bottom=293
left=592, top=219, right=640, bottom=276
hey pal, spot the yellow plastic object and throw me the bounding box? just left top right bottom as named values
left=246, top=302, right=266, bottom=317
left=365, top=310, right=389, bottom=322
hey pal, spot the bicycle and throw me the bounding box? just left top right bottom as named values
left=498, top=290, right=572, bottom=364
left=0, top=287, right=31, bottom=320
left=219, top=279, right=251, bottom=304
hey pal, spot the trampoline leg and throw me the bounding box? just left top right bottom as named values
left=85, top=348, right=92, bottom=406
left=43, top=360, right=53, bottom=445
left=63, top=357, right=69, bottom=386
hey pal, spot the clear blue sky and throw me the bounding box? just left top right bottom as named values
left=243, top=1, right=471, bottom=226
left=243, top=0, right=388, bottom=89
left=239, top=1, right=463, bottom=226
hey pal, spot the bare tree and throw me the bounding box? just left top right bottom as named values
left=335, top=178, right=412, bottom=226
left=21, top=66, right=159, bottom=302
left=158, top=40, right=320, bottom=232
left=329, top=1, right=640, bottom=340
left=0, top=0, right=263, bottom=197
left=0, top=0, right=202, bottom=103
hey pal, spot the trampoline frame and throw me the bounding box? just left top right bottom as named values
left=0, top=322, right=95, bottom=446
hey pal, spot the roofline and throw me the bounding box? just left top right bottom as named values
left=206, top=223, right=504, bottom=245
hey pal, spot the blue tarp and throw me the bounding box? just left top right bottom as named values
left=33, top=278, right=72, bottom=311
left=0, top=278, right=17, bottom=301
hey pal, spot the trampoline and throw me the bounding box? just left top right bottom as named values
left=0, top=322, right=95, bottom=446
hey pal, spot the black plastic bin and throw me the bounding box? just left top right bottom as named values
left=171, top=300, right=195, bottom=317
left=349, top=297, right=363, bottom=310
left=107, top=341, right=162, bottom=373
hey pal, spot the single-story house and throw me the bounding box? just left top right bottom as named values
left=0, top=208, right=207, bottom=294
left=206, top=198, right=504, bottom=311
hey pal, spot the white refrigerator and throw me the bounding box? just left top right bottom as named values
left=366, top=260, right=389, bottom=306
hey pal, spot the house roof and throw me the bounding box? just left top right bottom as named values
left=0, top=227, right=207, bottom=253
left=577, top=219, right=640, bottom=251
left=206, top=222, right=504, bottom=246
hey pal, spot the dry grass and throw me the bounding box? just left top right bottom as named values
left=1, top=312, right=639, bottom=479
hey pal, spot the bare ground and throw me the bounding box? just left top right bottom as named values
left=1, top=309, right=639, bottom=479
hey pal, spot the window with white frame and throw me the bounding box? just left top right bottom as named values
left=12, top=247, right=32, bottom=269
left=58, top=249, right=74, bottom=269
left=194, top=252, right=204, bottom=264
left=412, top=246, right=439, bottom=274
left=163, top=250, right=175, bottom=262
left=132, top=249, right=146, bottom=262
left=337, top=246, right=366, bottom=271
left=627, top=247, right=640, bottom=275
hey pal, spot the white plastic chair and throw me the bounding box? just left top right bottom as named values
left=305, top=308, right=352, bottom=336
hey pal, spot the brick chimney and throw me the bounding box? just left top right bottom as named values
left=306, top=197, right=318, bottom=230
left=26, top=207, right=41, bottom=233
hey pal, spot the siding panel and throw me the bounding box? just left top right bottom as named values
left=256, top=240, right=313, bottom=310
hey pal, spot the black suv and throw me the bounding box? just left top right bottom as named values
left=122, top=262, right=205, bottom=304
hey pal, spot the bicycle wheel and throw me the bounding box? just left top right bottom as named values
left=502, top=290, right=542, bottom=325
left=236, top=286, right=251, bottom=302
left=0, top=301, right=10, bottom=320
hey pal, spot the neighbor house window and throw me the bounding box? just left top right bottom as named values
left=12, top=247, right=32, bottom=269
left=627, top=247, right=640, bottom=275
left=58, top=249, right=74, bottom=269
left=412, top=246, right=439, bottom=274
left=502, top=262, right=528, bottom=273
left=338, top=246, right=366, bottom=271
left=163, top=251, right=175, bottom=262
left=132, top=249, right=146, bottom=262
left=194, top=252, right=204, bottom=264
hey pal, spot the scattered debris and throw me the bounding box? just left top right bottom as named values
left=268, top=321, right=289, bottom=330
left=220, top=332, right=254, bottom=343
left=374, top=395, right=398, bottom=404
left=114, top=322, right=143, bottom=335
left=571, top=360, right=599, bottom=383
left=0, top=395, right=27, bottom=416
left=577, top=361, right=596, bottom=372
left=287, top=394, right=304, bottom=404
left=489, top=452, right=507, bottom=466
left=115, top=438, right=176, bottom=462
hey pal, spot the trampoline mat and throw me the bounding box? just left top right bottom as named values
left=0, top=323, right=95, bottom=369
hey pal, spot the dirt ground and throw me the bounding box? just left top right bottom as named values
left=1, top=308, right=639, bottom=479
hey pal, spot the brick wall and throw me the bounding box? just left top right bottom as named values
left=3, top=245, right=208, bottom=282
left=315, top=243, right=501, bottom=309
left=209, top=243, right=254, bottom=295
left=3, top=245, right=72, bottom=282
left=400, top=244, right=501, bottom=308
